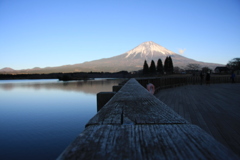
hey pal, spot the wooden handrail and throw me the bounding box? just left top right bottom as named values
left=137, top=75, right=240, bottom=92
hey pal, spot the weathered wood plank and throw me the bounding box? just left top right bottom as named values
left=87, top=79, right=187, bottom=126
left=57, top=124, right=239, bottom=160
left=155, top=83, right=240, bottom=157
left=58, top=79, right=239, bottom=159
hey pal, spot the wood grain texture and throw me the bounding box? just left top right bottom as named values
left=155, top=83, right=240, bottom=157
left=58, top=79, right=239, bottom=160
left=87, top=79, right=187, bottom=126
left=58, top=124, right=239, bottom=160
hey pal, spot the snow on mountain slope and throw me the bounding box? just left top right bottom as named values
left=125, top=41, right=175, bottom=58
left=1, top=41, right=223, bottom=73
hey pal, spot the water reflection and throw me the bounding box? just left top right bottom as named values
left=0, top=78, right=125, bottom=160
left=0, top=79, right=125, bottom=94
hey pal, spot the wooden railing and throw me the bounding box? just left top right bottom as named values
left=137, top=75, right=240, bottom=93
left=57, top=78, right=238, bottom=159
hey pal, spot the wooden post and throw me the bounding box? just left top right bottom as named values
left=97, top=92, right=115, bottom=111
left=112, top=85, right=122, bottom=92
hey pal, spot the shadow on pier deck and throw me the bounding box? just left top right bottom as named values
left=57, top=78, right=239, bottom=160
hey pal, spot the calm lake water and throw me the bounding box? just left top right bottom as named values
left=0, top=78, right=125, bottom=160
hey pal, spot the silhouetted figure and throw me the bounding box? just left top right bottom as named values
left=200, top=72, right=204, bottom=85
left=230, top=72, right=235, bottom=83
left=206, top=71, right=210, bottom=85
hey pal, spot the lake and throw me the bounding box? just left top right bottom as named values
left=0, top=78, right=125, bottom=160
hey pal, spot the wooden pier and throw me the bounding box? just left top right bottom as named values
left=57, top=78, right=239, bottom=160
left=155, top=83, right=240, bottom=157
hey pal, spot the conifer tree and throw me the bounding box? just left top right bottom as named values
left=149, top=60, right=156, bottom=74
left=164, top=56, right=169, bottom=73
left=169, top=56, right=174, bottom=73
left=164, top=56, right=174, bottom=74
left=143, top=60, right=149, bottom=74
left=157, top=58, right=164, bottom=74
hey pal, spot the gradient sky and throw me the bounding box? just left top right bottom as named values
left=0, top=0, right=240, bottom=70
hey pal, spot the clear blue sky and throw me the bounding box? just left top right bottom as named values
left=0, top=0, right=239, bottom=70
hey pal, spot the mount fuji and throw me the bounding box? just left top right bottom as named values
left=1, top=41, right=222, bottom=73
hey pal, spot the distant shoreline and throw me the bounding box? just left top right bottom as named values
left=0, top=72, right=235, bottom=81
left=0, top=72, right=132, bottom=80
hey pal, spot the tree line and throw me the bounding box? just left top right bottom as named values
left=143, top=56, right=173, bottom=75
left=227, top=58, right=240, bottom=71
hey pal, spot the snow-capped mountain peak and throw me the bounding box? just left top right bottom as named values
left=125, top=41, right=175, bottom=58
left=0, top=41, right=222, bottom=74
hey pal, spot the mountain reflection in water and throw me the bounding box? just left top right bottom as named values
left=0, top=78, right=125, bottom=94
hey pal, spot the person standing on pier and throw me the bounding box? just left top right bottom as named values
left=230, top=71, right=235, bottom=83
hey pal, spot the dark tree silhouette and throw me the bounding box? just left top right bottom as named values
left=143, top=60, right=149, bottom=74
left=164, top=56, right=174, bottom=74
left=164, top=56, right=169, bottom=73
left=202, top=67, right=211, bottom=73
left=157, top=58, right=164, bottom=74
left=173, top=66, right=181, bottom=73
left=186, top=63, right=201, bottom=70
left=227, top=58, right=240, bottom=71
left=149, top=60, right=156, bottom=74
left=169, top=56, right=174, bottom=73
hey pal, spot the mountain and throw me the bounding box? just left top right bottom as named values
left=1, top=41, right=223, bottom=74
left=0, top=67, right=15, bottom=73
